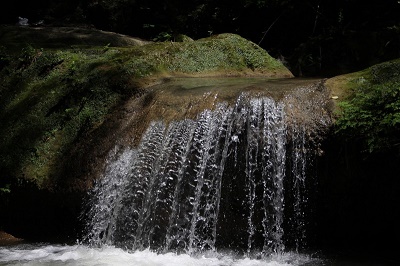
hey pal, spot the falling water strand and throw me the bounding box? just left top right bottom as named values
left=261, top=99, right=286, bottom=255
left=163, top=120, right=197, bottom=252
left=133, top=121, right=193, bottom=250
left=245, top=98, right=261, bottom=254
left=84, top=93, right=327, bottom=254
left=289, top=122, right=309, bottom=251
left=186, top=109, right=220, bottom=253
left=83, top=147, right=136, bottom=246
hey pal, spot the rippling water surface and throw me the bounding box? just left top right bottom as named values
left=0, top=244, right=322, bottom=266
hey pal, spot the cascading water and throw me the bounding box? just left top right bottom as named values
left=83, top=84, right=330, bottom=258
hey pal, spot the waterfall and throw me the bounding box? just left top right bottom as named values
left=83, top=88, right=330, bottom=256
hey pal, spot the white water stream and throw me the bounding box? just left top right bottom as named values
left=0, top=244, right=320, bottom=266
left=80, top=92, right=329, bottom=256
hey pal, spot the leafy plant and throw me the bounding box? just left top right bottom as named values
left=153, top=31, right=173, bottom=42
left=0, top=184, right=11, bottom=194
left=18, top=45, right=42, bottom=67
left=335, top=60, right=400, bottom=152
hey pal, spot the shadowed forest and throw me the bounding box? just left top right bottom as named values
left=2, top=0, right=400, bottom=77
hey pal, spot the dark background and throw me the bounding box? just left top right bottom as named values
left=1, top=0, right=399, bottom=77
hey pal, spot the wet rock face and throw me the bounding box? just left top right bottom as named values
left=0, top=231, right=23, bottom=245
left=74, top=78, right=325, bottom=168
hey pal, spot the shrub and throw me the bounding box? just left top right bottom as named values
left=335, top=59, right=400, bottom=152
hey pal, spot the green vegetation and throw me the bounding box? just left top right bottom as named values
left=0, top=184, right=11, bottom=194
left=334, top=59, right=400, bottom=153
left=0, top=47, right=125, bottom=187
left=0, top=32, right=290, bottom=188
left=154, top=33, right=289, bottom=75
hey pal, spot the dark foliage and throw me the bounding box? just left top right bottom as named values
left=1, top=0, right=399, bottom=77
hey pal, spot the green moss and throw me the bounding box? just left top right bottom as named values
left=107, top=33, right=291, bottom=78
left=0, top=32, right=291, bottom=188
left=0, top=48, right=127, bottom=187
left=334, top=59, right=400, bottom=153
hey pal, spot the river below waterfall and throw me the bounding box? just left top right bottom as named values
left=0, top=243, right=323, bottom=266
left=2, top=243, right=399, bottom=265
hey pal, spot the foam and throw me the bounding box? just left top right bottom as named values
left=0, top=244, right=318, bottom=266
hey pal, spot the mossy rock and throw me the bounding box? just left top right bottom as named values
left=0, top=28, right=292, bottom=190
left=326, top=58, right=400, bottom=109
left=326, top=58, right=400, bottom=152
left=174, top=34, right=194, bottom=42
